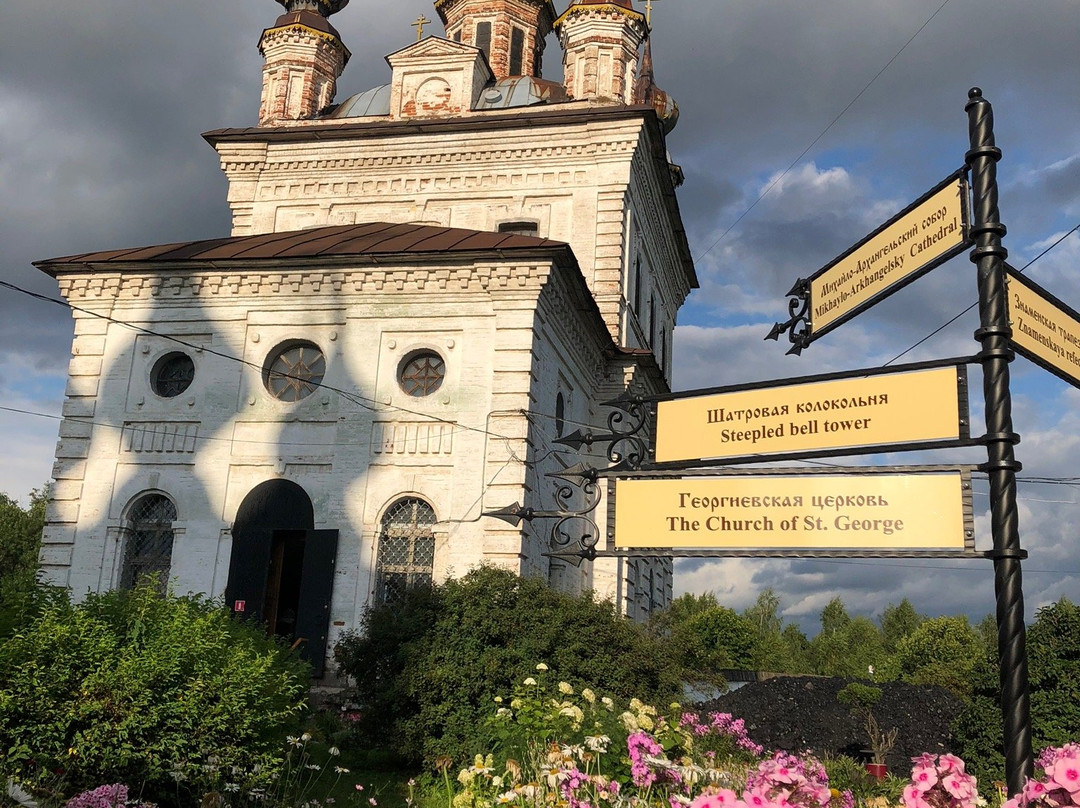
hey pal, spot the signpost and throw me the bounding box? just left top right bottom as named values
left=614, top=467, right=973, bottom=552
left=486, top=87, right=1045, bottom=796
left=1005, top=266, right=1080, bottom=388
left=655, top=364, right=969, bottom=464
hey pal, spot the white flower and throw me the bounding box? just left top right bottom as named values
left=601, top=696, right=614, bottom=710
left=494, top=696, right=503, bottom=703
left=329, top=746, right=341, bottom=757
left=536, top=663, right=549, bottom=671
left=224, top=783, right=240, bottom=793
left=585, top=735, right=610, bottom=753
left=287, top=735, right=301, bottom=747
left=523, top=677, right=537, bottom=687
left=497, top=791, right=518, bottom=805
left=580, top=688, right=596, bottom=704
left=301, top=732, right=313, bottom=742
left=335, top=766, right=351, bottom=774
left=305, top=763, right=322, bottom=771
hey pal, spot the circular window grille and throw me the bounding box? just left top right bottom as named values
left=151, top=352, right=195, bottom=398
left=264, top=341, right=326, bottom=402
left=398, top=350, right=445, bottom=397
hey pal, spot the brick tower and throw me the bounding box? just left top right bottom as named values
left=258, top=0, right=351, bottom=124
left=555, top=0, right=647, bottom=103
left=434, top=0, right=556, bottom=79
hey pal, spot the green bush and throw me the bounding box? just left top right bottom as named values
left=334, top=566, right=683, bottom=767
left=0, top=487, right=49, bottom=640
left=0, top=582, right=310, bottom=806
left=953, top=597, right=1080, bottom=793
left=897, top=615, right=982, bottom=700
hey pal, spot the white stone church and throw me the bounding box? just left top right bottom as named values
left=35, top=0, right=697, bottom=676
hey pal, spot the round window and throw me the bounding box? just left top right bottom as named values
left=264, top=341, right=326, bottom=401
left=398, top=350, right=445, bottom=397
left=151, top=352, right=195, bottom=398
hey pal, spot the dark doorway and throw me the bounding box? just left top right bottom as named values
left=225, top=480, right=338, bottom=677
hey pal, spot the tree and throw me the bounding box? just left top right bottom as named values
left=954, top=598, right=1080, bottom=793
left=0, top=487, right=47, bottom=583
left=880, top=598, right=923, bottom=653
left=809, top=600, right=889, bottom=678
left=742, top=588, right=813, bottom=673
left=896, top=615, right=982, bottom=699
left=0, top=486, right=49, bottom=638
left=652, top=593, right=756, bottom=685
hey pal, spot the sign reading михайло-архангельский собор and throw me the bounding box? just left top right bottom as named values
left=809, top=175, right=969, bottom=337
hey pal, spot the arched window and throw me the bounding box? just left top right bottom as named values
left=120, top=493, right=177, bottom=591
left=375, top=497, right=436, bottom=604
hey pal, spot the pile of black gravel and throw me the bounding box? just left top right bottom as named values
left=697, top=676, right=965, bottom=772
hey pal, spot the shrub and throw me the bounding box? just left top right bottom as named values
left=0, top=582, right=310, bottom=806
left=897, top=616, right=983, bottom=700
left=335, top=566, right=684, bottom=766
left=953, top=598, right=1080, bottom=794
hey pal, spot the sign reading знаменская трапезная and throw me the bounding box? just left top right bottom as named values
left=1006, top=267, right=1080, bottom=389
left=809, top=175, right=969, bottom=336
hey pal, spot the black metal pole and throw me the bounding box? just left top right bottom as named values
left=964, top=87, right=1033, bottom=795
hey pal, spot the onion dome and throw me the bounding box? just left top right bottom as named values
left=275, top=0, right=349, bottom=16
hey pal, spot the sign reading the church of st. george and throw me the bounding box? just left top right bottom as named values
left=613, top=466, right=974, bottom=552
left=768, top=171, right=971, bottom=353
left=654, top=362, right=969, bottom=465
left=1005, top=266, right=1080, bottom=389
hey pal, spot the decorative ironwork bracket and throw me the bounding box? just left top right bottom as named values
left=554, top=392, right=650, bottom=469
left=765, top=277, right=811, bottom=355
left=482, top=463, right=604, bottom=558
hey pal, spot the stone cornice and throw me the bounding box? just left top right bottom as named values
left=53, top=257, right=575, bottom=304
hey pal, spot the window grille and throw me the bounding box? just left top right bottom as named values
left=120, top=494, right=177, bottom=592
left=375, top=498, right=436, bottom=604
left=398, top=351, right=445, bottom=397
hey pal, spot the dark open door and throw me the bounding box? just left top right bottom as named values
left=294, top=529, right=339, bottom=678
left=225, top=479, right=315, bottom=626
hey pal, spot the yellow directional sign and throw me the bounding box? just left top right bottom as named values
left=655, top=365, right=966, bottom=463
left=810, top=174, right=969, bottom=336
left=613, top=469, right=972, bottom=550
left=1006, top=267, right=1080, bottom=389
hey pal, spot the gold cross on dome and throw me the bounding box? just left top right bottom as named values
left=644, top=0, right=659, bottom=26
left=412, top=14, right=431, bottom=41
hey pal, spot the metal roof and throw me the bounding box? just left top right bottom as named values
left=35, top=222, right=571, bottom=272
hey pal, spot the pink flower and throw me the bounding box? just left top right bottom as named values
left=938, top=754, right=966, bottom=774
left=1049, top=756, right=1080, bottom=793
left=1022, top=779, right=1048, bottom=802
left=902, top=784, right=932, bottom=808
left=943, top=773, right=976, bottom=801
left=912, top=765, right=939, bottom=792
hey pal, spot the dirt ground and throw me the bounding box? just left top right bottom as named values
left=697, top=676, right=965, bottom=772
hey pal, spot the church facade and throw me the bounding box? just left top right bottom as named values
left=35, top=0, right=696, bottom=676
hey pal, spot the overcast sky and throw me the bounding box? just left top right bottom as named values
left=3, top=0, right=1079, bottom=632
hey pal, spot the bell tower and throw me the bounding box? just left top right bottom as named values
left=434, top=0, right=555, bottom=79
left=556, top=0, right=647, bottom=103
left=258, top=0, right=351, bottom=125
